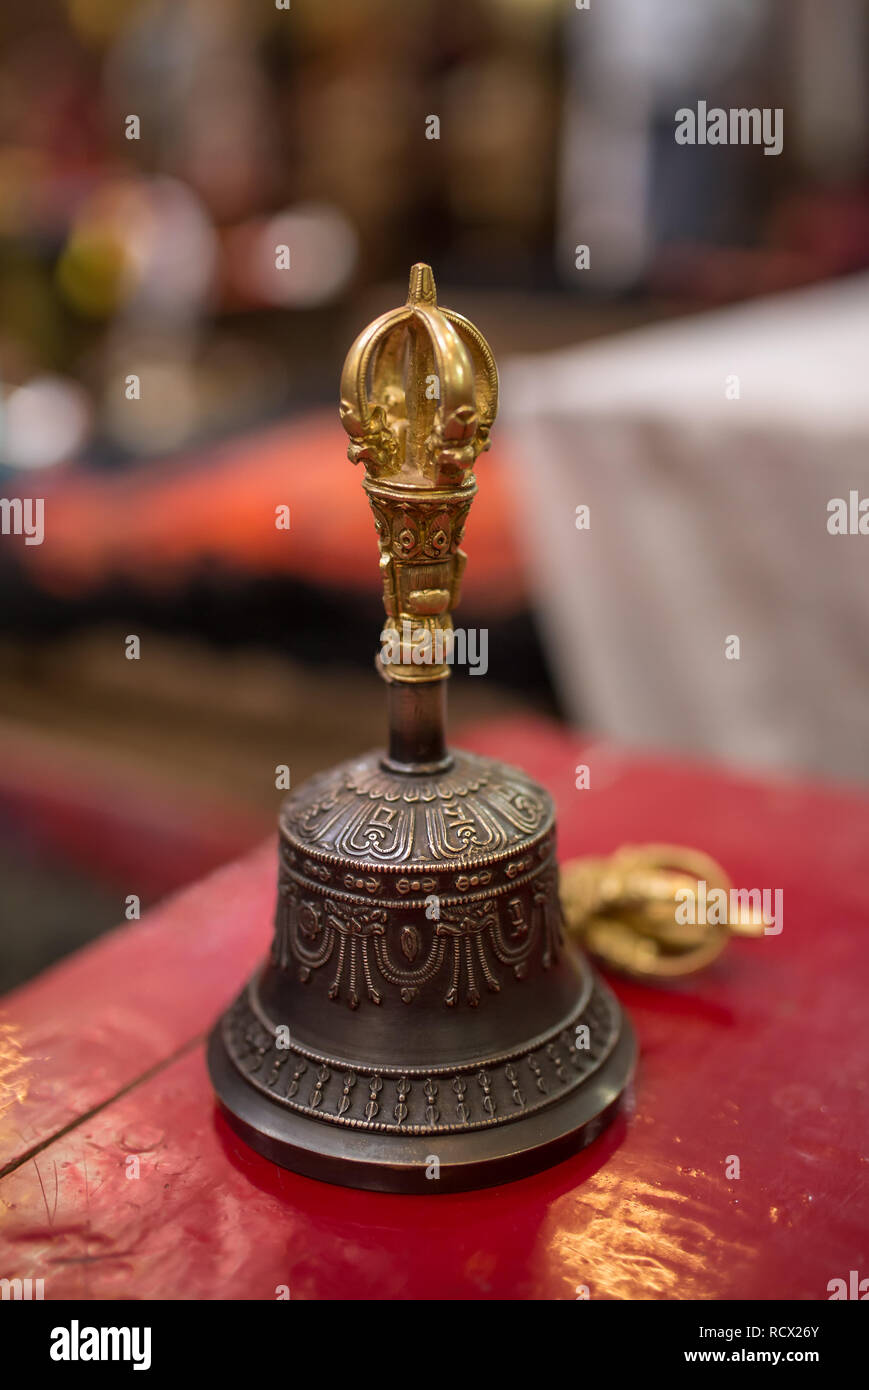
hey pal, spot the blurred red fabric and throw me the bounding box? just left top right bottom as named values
left=23, top=413, right=525, bottom=611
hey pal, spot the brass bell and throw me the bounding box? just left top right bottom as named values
left=208, top=265, right=636, bottom=1192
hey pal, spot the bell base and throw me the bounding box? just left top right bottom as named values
left=208, top=1016, right=636, bottom=1194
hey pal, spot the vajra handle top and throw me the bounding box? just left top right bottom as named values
left=339, top=264, right=498, bottom=685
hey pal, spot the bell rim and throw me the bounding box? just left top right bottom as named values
left=207, top=1003, right=636, bottom=1194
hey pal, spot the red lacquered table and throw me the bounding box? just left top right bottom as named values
left=1, top=718, right=867, bottom=1301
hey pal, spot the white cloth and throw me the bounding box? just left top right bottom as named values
left=501, top=274, right=869, bottom=782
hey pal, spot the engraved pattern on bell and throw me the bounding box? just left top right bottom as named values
left=221, top=975, right=620, bottom=1137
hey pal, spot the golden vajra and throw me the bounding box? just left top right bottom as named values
left=340, top=262, right=497, bottom=683
left=561, top=844, right=768, bottom=979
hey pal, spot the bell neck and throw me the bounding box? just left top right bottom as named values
left=380, top=674, right=453, bottom=775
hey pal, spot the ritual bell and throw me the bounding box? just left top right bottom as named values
left=208, top=264, right=637, bottom=1192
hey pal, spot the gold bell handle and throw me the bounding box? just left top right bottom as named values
left=339, top=264, right=498, bottom=774
left=560, top=844, right=768, bottom=981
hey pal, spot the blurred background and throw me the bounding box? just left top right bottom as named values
left=1, top=0, right=868, bottom=990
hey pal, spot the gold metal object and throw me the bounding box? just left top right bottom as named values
left=560, top=844, right=767, bottom=980
left=339, top=262, right=497, bottom=684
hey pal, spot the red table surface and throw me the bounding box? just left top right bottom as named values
left=1, top=717, right=867, bottom=1301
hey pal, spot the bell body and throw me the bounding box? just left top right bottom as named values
left=208, top=746, right=636, bottom=1192
left=209, top=265, right=634, bottom=1190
